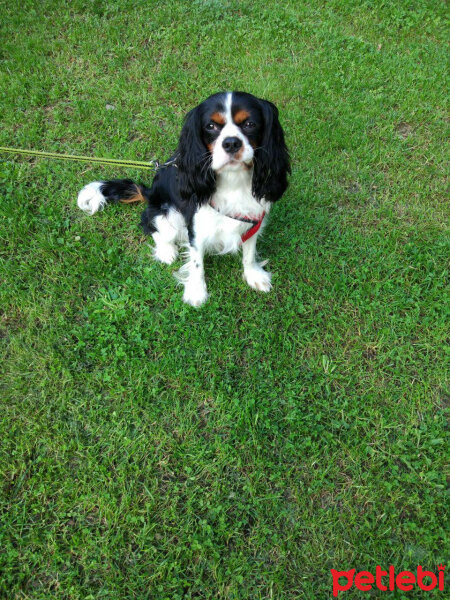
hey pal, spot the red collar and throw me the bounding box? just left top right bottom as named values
left=209, top=201, right=266, bottom=243
left=240, top=212, right=266, bottom=242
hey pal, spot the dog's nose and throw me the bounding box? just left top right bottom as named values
left=222, top=137, right=242, bottom=154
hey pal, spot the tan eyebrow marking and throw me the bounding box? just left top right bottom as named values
left=234, top=109, right=250, bottom=124
left=210, top=112, right=226, bottom=125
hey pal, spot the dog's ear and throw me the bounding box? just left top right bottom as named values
left=177, top=105, right=216, bottom=205
left=252, top=99, right=290, bottom=202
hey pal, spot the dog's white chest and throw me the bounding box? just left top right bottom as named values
left=194, top=169, right=265, bottom=254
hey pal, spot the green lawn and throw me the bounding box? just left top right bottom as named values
left=0, top=1, right=448, bottom=598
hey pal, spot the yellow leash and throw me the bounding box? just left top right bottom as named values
left=0, top=146, right=158, bottom=170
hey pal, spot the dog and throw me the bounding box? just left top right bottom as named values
left=77, top=91, right=290, bottom=306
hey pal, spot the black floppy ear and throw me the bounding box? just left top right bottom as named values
left=252, top=99, right=290, bottom=202
left=177, top=106, right=216, bottom=205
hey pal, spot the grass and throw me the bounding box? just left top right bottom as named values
left=0, top=0, right=448, bottom=598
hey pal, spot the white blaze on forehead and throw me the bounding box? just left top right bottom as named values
left=225, top=92, right=232, bottom=123
left=221, top=92, right=241, bottom=138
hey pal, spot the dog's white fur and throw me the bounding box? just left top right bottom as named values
left=77, top=181, right=107, bottom=215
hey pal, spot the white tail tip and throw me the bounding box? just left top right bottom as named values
left=77, top=181, right=106, bottom=215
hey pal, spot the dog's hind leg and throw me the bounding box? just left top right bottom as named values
left=151, top=211, right=184, bottom=265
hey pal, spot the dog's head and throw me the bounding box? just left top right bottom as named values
left=177, top=91, right=290, bottom=204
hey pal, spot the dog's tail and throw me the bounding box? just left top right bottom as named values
left=77, top=179, right=149, bottom=215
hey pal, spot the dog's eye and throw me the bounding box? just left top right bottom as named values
left=243, top=120, right=256, bottom=129
left=206, top=122, right=216, bottom=131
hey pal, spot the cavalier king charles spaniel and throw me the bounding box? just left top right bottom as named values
left=77, top=91, right=290, bottom=306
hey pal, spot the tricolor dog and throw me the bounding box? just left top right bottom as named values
left=77, top=91, right=290, bottom=306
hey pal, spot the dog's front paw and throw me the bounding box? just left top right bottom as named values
left=243, top=264, right=272, bottom=292
left=183, top=282, right=209, bottom=307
